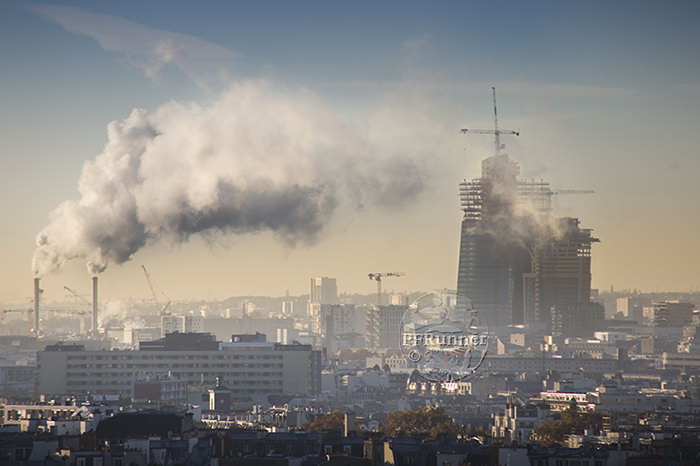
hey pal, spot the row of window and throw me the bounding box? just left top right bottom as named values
left=66, top=371, right=283, bottom=378
left=66, top=363, right=284, bottom=369
left=65, top=354, right=284, bottom=361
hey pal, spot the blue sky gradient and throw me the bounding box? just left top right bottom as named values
left=1, top=1, right=699, bottom=303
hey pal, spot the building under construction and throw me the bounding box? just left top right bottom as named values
left=457, top=90, right=600, bottom=334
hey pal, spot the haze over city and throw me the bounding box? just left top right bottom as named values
left=1, top=1, right=699, bottom=304
left=4, top=3, right=700, bottom=465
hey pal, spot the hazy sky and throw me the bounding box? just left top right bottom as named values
left=1, top=1, right=699, bottom=304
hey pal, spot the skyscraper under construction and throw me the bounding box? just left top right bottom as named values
left=457, top=90, right=600, bottom=333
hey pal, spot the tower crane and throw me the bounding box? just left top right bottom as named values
left=141, top=265, right=171, bottom=316
left=460, top=86, right=519, bottom=157
left=368, top=272, right=405, bottom=306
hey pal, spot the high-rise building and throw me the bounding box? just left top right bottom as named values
left=366, top=305, right=406, bottom=349
left=308, top=277, right=338, bottom=333
left=457, top=153, right=598, bottom=330
left=319, top=304, right=363, bottom=353
left=526, top=217, right=599, bottom=329
left=309, top=277, right=338, bottom=304
left=457, top=153, right=550, bottom=327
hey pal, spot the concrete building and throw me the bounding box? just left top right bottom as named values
left=550, top=302, right=604, bottom=338
left=133, top=377, right=188, bottom=404
left=646, top=301, right=694, bottom=327
left=308, top=277, right=339, bottom=334
left=366, top=305, right=406, bottom=349
left=161, top=315, right=202, bottom=334
left=310, top=277, right=338, bottom=305
left=481, top=355, right=619, bottom=373
left=201, top=317, right=294, bottom=343
left=662, top=352, right=700, bottom=370
left=457, top=152, right=598, bottom=331
left=37, top=333, right=322, bottom=398
left=492, top=402, right=552, bottom=445
left=319, top=304, right=364, bottom=353
left=457, top=153, right=539, bottom=328
left=616, top=296, right=645, bottom=320
left=528, top=218, right=599, bottom=333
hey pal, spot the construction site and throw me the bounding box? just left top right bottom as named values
left=457, top=88, right=601, bottom=335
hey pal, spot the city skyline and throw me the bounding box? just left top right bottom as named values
left=2, top=1, right=700, bottom=304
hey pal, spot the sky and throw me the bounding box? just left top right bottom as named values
left=1, top=1, right=699, bottom=304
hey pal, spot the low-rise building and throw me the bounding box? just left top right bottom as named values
left=37, top=333, right=322, bottom=398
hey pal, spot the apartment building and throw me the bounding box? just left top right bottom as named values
left=37, top=333, right=321, bottom=398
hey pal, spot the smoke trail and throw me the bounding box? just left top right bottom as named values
left=32, top=80, right=426, bottom=277
left=470, top=157, right=564, bottom=250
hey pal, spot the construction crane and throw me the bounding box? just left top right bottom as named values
left=368, top=272, right=405, bottom=306
left=141, top=265, right=171, bottom=316
left=460, top=86, right=519, bottom=157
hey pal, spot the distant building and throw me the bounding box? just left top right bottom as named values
left=662, top=352, right=700, bottom=370
left=492, top=402, right=552, bottom=445
left=616, top=296, right=644, bottom=320
left=646, top=301, right=694, bottom=327
left=366, top=305, right=406, bottom=349
left=161, top=315, right=202, bottom=334
left=201, top=317, right=294, bottom=343
left=308, top=277, right=339, bottom=333
left=457, top=153, right=598, bottom=329
left=320, top=304, right=363, bottom=353
left=390, top=294, right=409, bottom=306
left=527, top=218, right=599, bottom=333
left=457, top=153, right=537, bottom=327
left=481, top=355, right=618, bottom=374
left=550, top=302, right=605, bottom=338
left=0, top=365, right=36, bottom=398
left=37, top=333, right=322, bottom=398
left=133, top=377, right=188, bottom=404
left=310, top=277, right=338, bottom=305
left=281, top=300, right=294, bottom=316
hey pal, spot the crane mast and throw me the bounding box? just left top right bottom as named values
left=492, top=86, right=500, bottom=156
left=141, top=265, right=171, bottom=316
left=460, top=86, right=519, bottom=156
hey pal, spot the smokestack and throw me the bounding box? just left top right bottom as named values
left=33, top=278, right=40, bottom=337
left=92, top=276, right=98, bottom=334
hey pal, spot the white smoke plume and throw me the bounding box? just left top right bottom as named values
left=32, top=80, right=427, bottom=277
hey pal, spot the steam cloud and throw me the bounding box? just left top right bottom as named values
left=468, top=157, right=565, bottom=251
left=32, top=80, right=426, bottom=277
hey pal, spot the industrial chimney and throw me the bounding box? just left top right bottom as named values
left=33, top=277, right=40, bottom=337
left=92, top=276, right=98, bottom=334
